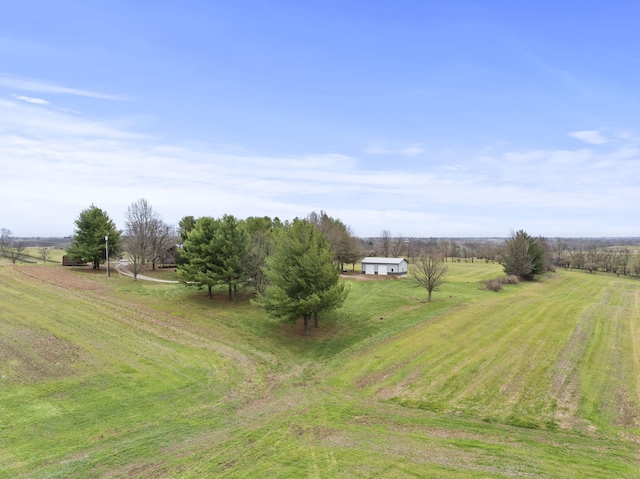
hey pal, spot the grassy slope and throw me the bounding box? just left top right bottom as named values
left=1, top=262, right=639, bottom=478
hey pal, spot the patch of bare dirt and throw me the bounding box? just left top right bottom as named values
left=615, top=388, right=640, bottom=427
left=376, top=369, right=421, bottom=400
left=0, top=329, right=83, bottom=382
left=17, top=266, right=106, bottom=291
left=340, top=273, right=407, bottom=281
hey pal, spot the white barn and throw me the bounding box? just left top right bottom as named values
left=361, top=257, right=408, bottom=276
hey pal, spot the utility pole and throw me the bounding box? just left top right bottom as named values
left=105, top=234, right=110, bottom=277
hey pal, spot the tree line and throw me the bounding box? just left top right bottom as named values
left=0, top=229, right=57, bottom=264
left=366, top=231, right=502, bottom=263
left=64, top=202, right=355, bottom=335
left=550, top=238, right=640, bottom=277
left=7, top=202, right=639, bottom=332
left=0, top=228, right=26, bottom=264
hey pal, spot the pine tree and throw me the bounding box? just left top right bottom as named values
left=177, top=217, right=220, bottom=298
left=67, top=205, right=121, bottom=269
left=502, top=230, right=546, bottom=280
left=214, top=214, right=248, bottom=302
left=259, top=219, right=349, bottom=336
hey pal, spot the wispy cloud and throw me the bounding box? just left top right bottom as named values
left=0, top=98, right=145, bottom=140
left=10, top=94, right=50, bottom=105
left=1, top=97, right=638, bottom=237
left=569, top=130, right=608, bottom=145
left=364, top=144, right=424, bottom=156
left=0, top=74, right=124, bottom=101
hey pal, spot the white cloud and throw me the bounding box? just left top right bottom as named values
left=0, top=74, right=124, bottom=101
left=10, top=94, right=49, bottom=105
left=0, top=98, right=145, bottom=140
left=568, top=130, right=607, bottom=145
left=364, top=144, right=424, bottom=156
left=1, top=96, right=638, bottom=237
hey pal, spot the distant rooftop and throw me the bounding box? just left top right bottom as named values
left=361, top=257, right=407, bottom=264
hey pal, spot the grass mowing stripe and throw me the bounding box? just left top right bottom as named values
left=3, top=264, right=640, bottom=477
left=578, top=278, right=640, bottom=432
left=0, top=266, right=246, bottom=477
left=333, top=271, right=633, bottom=431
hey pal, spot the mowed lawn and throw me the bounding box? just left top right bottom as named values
left=1, top=261, right=639, bottom=478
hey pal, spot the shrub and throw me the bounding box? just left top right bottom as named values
left=480, top=275, right=519, bottom=292
left=480, top=279, right=503, bottom=291
left=584, top=262, right=597, bottom=273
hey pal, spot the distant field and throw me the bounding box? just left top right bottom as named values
left=1, top=262, right=639, bottom=478
left=0, top=247, right=66, bottom=265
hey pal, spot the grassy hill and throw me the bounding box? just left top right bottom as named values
left=1, top=261, right=639, bottom=477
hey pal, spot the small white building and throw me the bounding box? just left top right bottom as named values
left=361, top=257, right=408, bottom=276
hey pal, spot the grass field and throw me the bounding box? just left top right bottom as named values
left=0, top=247, right=66, bottom=265
left=1, top=261, right=639, bottom=477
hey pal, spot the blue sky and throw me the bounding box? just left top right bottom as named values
left=1, top=1, right=639, bottom=237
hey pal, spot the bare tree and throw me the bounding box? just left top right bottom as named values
left=6, top=242, right=25, bottom=264
left=380, top=229, right=392, bottom=257
left=618, top=248, right=631, bottom=276
left=569, top=248, right=585, bottom=270
left=404, top=238, right=419, bottom=261
left=411, top=254, right=449, bottom=302
left=586, top=246, right=601, bottom=270
left=149, top=220, right=176, bottom=270
left=584, top=262, right=597, bottom=274
left=552, top=239, right=568, bottom=268
left=39, top=246, right=51, bottom=263
left=600, top=251, right=615, bottom=273
left=463, top=241, right=479, bottom=263
left=390, top=234, right=405, bottom=258
left=446, top=240, right=459, bottom=262
left=478, top=240, right=499, bottom=263
left=124, top=198, right=159, bottom=280
left=307, top=211, right=362, bottom=270
left=0, top=229, right=25, bottom=263
left=537, top=236, right=554, bottom=272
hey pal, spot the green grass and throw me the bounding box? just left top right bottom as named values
left=1, top=262, right=639, bottom=477
left=19, top=247, right=66, bottom=264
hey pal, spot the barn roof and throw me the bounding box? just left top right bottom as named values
left=361, top=257, right=407, bottom=265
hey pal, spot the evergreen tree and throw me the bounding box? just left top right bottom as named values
left=502, top=230, right=546, bottom=280
left=175, top=215, right=197, bottom=266
left=178, top=215, right=197, bottom=242
left=241, top=216, right=279, bottom=295
left=177, top=215, right=248, bottom=301
left=214, top=214, right=248, bottom=302
left=259, top=219, right=349, bottom=336
left=67, top=205, right=121, bottom=269
left=177, top=217, right=220, bottom=298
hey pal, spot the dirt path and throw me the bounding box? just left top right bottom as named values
left=115, top=262, right=180, bottom=283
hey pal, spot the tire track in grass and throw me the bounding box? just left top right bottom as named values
left=631, top=286, right=640, bottom=415
left=5, top=266, right=279, bottom=428
left=550, top=293, right=601, bottom=431
left=338, top=272, right=606, bottom=428
left=2, top=266, right=290, bottom=478
left=424, top=277, right=585, bottom=422
left=13, top=265, right=260, bottom=382
left=565, top=277, right=640, bottom=431
left=610, top=282, right=640, bottom=428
